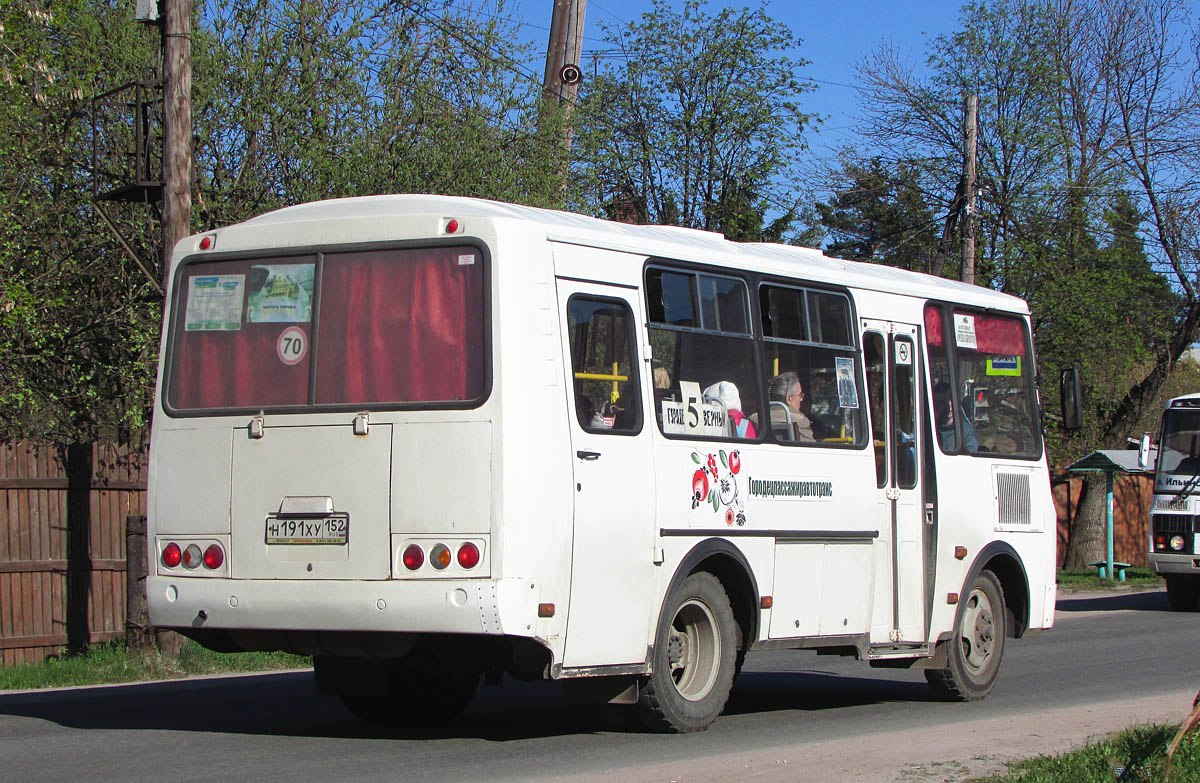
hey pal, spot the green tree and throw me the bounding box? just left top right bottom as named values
left=571, top=0, right=816, bottom=237
left=813, top=157, right=941, bottom=270
left=0, top=0, right=161, bottom=444
left=192, top=0, right=568, bottom=229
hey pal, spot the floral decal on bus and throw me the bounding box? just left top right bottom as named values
left=690, top=450, right=746, bottom=526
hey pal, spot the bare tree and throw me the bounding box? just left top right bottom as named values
left=845, top=0, right=1199, bottom=567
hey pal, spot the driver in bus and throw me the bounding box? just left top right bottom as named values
left=934, top=382, right=979, bottom=453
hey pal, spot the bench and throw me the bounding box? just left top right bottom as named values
left=1087, top=560, right=1132, bottom=581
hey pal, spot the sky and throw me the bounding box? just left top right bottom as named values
left=515, top=0, right=968, bottom=161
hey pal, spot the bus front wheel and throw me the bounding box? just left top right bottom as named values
left=1166, top=576, right=1200, bottom=611
left=926, top=570, right=1006, bottom=701
left=636, top=571, right=737, bottom=733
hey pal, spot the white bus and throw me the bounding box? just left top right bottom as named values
left=147, top=195, right=1057, bottom=732
left=1144, top=394, right=1200, bottom=611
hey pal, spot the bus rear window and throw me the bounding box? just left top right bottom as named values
left=166, top=245, right=486, bottom=412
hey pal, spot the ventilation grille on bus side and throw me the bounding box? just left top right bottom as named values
left=996, top=472, right=1032, bottom=526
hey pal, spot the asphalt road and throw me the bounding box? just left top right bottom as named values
left=1, top=589, right=1197, bottom=783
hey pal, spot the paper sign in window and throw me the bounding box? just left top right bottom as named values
left=184, top=274, right=245, bottom=331
left=246, top=264, right=315, bottom=323
left=661, top=380, right=729, bottom=437
left=835, top=357, right=859, bottom=408
left=954, top=314, right=978, bottom=349
left=986, top=356, right=1021, bottom=376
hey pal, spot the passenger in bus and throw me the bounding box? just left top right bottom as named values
left=933, top=382, right=979, bottom=452
left=767, top=371, right=815, bottom=442
left=703, top=381, right=757, bottom=439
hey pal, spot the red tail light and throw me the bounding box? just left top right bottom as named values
left=203, top=544, right=224, bottom=569
left=457, top=542, right=480, bottom=569
left=402, top=544, right=424, bottom=570
left=162, top=542, right=182, bottom=568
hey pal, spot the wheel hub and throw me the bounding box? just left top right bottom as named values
left=961, top=588, right=995, bottom=672
left=669, top=598, right=720, bottom=701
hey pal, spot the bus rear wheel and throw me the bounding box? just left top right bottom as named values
left=926, top=570, right=1006, bottom=701
left=1166, top=576, right=1200, bottom=611
left=636, top=571, right=736, bottom=733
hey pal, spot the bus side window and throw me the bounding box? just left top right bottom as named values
left=759, top=283, right=863, bottom=447
left=646, top=267, right=760, bottom=441
left=567, top=296, right=642, bottom=434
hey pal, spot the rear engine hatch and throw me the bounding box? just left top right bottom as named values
left=231, top=423, right=392, bottom=579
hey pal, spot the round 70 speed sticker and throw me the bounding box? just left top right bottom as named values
left=276, top=326, right=308, bottom=366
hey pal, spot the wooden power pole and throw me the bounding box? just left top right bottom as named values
left=161, top=0, right=193, bottom=294
left=962, top=94, right=977, bottom=285
left=542, top=0, right=587, bottom=152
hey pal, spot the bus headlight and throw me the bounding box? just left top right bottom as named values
left=1170, top=535, right=1186, bottom=552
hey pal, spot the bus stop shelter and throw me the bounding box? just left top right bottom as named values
left=1067, top=448, right=1155, bottom=580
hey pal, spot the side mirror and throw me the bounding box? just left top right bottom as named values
left=1060, top=367, right=1082, bottom=431
left=1138, top=433, right=1152, bottom=469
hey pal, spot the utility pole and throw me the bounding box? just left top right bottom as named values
left=962, top=93, right=977, bottom=286
left=161, top=0, right=193, bottom=294
left=151, top=0, right=192, bottom=657
left=541, top=0, right=587, bottom=154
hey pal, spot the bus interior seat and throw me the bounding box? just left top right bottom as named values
left=770, top=401, right=794, bottom=442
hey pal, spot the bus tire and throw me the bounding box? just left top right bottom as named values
left=925, top=570, right=1006, bottom=701
left=1166, top=576, right=1200, bottom=611
left=636, top=571, right=736, bottom=733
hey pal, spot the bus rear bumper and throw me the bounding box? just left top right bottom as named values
left=147, top=575, right=532, bottom=638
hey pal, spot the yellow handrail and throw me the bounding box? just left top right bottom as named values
left=575, top=363, right=626, bottom=404
left=574, top=372, right=628, bottom=382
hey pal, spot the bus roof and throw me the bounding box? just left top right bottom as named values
left=232, top=194, right=1028, bottom=314
left=1167, top=392, right=1200, bottom=407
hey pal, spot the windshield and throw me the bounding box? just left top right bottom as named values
left=1155, top=408, right=1200, bottom=492
left=924, top=305, right=1040, bottom=458
left=165, top=244, right=487, bottom=413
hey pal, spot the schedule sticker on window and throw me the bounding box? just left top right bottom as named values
left=276, top=326, right=308, bottom=366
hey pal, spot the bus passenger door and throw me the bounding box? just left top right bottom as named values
left=862, top=321, right=925, bottom=644
left=557, top=281, right=657, bottom=668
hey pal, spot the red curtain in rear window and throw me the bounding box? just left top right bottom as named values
left=315, top=247, right=485, bottom=404
left=166, top=246, right=485, bottom=411
left=924, top=304, right=1026, bottom=355
left=168, top=258, right=312, bottom=410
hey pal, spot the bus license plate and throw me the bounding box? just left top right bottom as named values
left=266, top=514, right=349, bottom=545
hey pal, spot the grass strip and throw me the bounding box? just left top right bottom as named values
left=1057, top=567, right=1163, bottom=591
left=0, top=641, right=310, bottom=691
left=970, top=723, right=1200, bottom=782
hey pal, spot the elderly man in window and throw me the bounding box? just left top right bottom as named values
left=768, top=371, right=815, bottom=442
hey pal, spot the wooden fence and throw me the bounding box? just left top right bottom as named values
left=0, top=440, right=147, bottom=666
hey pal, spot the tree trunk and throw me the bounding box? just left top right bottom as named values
left=1061, top=474, right=1106, bottom=569
left=124, top=514, right=153, bottom=651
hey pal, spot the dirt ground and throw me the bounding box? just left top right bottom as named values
left=537, top=689, right=1197, bottom=782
